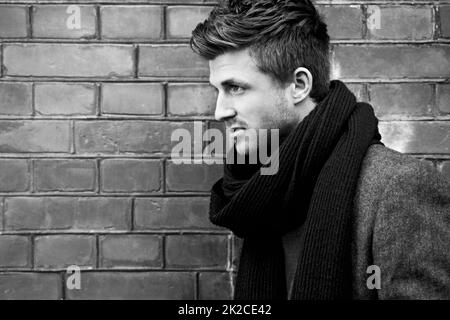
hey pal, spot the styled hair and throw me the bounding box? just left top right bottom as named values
left=190, top=0, right=330, bottom=103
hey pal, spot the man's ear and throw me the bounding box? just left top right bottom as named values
left=291, top=67, right=313, bottom=104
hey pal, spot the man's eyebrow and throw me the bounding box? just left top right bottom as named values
left=209, top=78, right=249, bottom=88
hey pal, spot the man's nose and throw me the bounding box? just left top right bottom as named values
left=214, top=95, right=236, bottom=122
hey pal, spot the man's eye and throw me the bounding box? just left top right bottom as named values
left=228, top=85, right=244, bottom=94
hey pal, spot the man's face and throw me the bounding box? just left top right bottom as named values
left=209, top=49, right=299, bottom=156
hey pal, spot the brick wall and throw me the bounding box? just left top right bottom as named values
left=0, top=0, right=449, bottom=300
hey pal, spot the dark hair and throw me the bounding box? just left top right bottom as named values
left=190, top=0, right=330, bottom=103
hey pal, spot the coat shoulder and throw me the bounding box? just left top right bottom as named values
left=357, top=144, right=429, bottom=187
left=353, top=144, right=441, bottom=222
left=352, top=144, right=450, bottom=299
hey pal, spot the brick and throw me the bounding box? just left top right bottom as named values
left=441, top=162, right=450, bottom=181
left=99, top=235, right=161, bottom=268
left=0, top=121, right=71, bottom=153
left=101, top=6, right=162, bottom=39
left=35, top=235, right=96, bottom=268
left=134, top=197, right=221, bottom=230
left=334, top=45, right=450, bottom=79
left=318, top=5, right=362, bottom=39
left=367, top=6, right=432, bottom=40
left=65, top=272, right=195, bottom=299
left=4, top=44, right=133, bottom=77
left=0, top=82, right=32, bottom=115
left=32, top=5, right=96, bottom=39
left=440, top=6, right=450, bottom=38
left=102, top=83, right=163, bottom=115
left=75, top=121, right=193, bottom=153
left=165, top=235, right=227, bottom=268
left=0, top=159, right=29, bottom=192
left=0, top=235, right=30, bottom=268
left=0, top=6, right=27, bottom=38
left=166, top=6, right=211, bottom=38
left=4, top=197, right=130, bottom=231
left=75, top=197, right=131, bottom=230
left=139, top=45, right=209, bottom=77
left=369, top=83, right=433, bottom=118
left=437, top=84, right=450, bottom=114
left=167, top=83, right=216, bottom=116
left=35, top=159, right=97, bottom=192
left=101, top=159, right=161, bottom=192
left=379, top=121, right=450, bottom=154
left=198, top=272, right=232, bottom=300
left=35, top=83, right=96, bottom=115
left=166, top=161, right=223, bottom=192
left=0, top=273, right=62, bottom=300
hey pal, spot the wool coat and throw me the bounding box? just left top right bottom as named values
left=282, top=144, right=450, bottom=299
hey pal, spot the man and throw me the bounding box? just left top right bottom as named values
left=190, top=0, right=450, bottom=299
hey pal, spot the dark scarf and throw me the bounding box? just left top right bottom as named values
left=209, top=80, right=383, bottom=299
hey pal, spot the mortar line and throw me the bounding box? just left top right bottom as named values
left=133, top=45, right=139, bottom=79
left=162, top=5, right=167, bottom=40
left=31, top=82, right=36, bottom=116
left=95, top=158, right=101, bottom=194
left=0, top=230, right=232, bottom=235
left=97, top=157, right=102, bottom=194
left=432, top=4, right=438, bottom=40
left=27, top=158, right=33, bottom=194
left=130, top=197, right=135, bottom=231
left=0, top=39, right=449, bottom=44
left=0, top=267, right=230, bottom=272
left=163, top=82, right=168, bottom=117
left=97, top=82, right=102, bottom=116
left=0, top=77, right=449, bottom=84
left=30, top=159, right=36, bottom=193
left=30, top=235, right=35, bottom=269
left=0, top=197, right=4, bottom=232
left=361, top=4, right=368, bottom=40
left=96, top=235, right=100, bottom=269
left=0, top=44, right=3, bottom=78
left=162, top=158, right=167, bottom=194
left=194, top=271, right=199, bottom=300
left=96, top=5, right=101, bottom=41
left=0, top=1, right=446, bottom=5
left=61, top=271, right=66, bottom=300
left=28, top=5, right=33, bottom=39
left=70, top=120, right=75, bottom=154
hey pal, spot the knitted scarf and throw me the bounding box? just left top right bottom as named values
left=209, top=80, right=383, bottom=299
